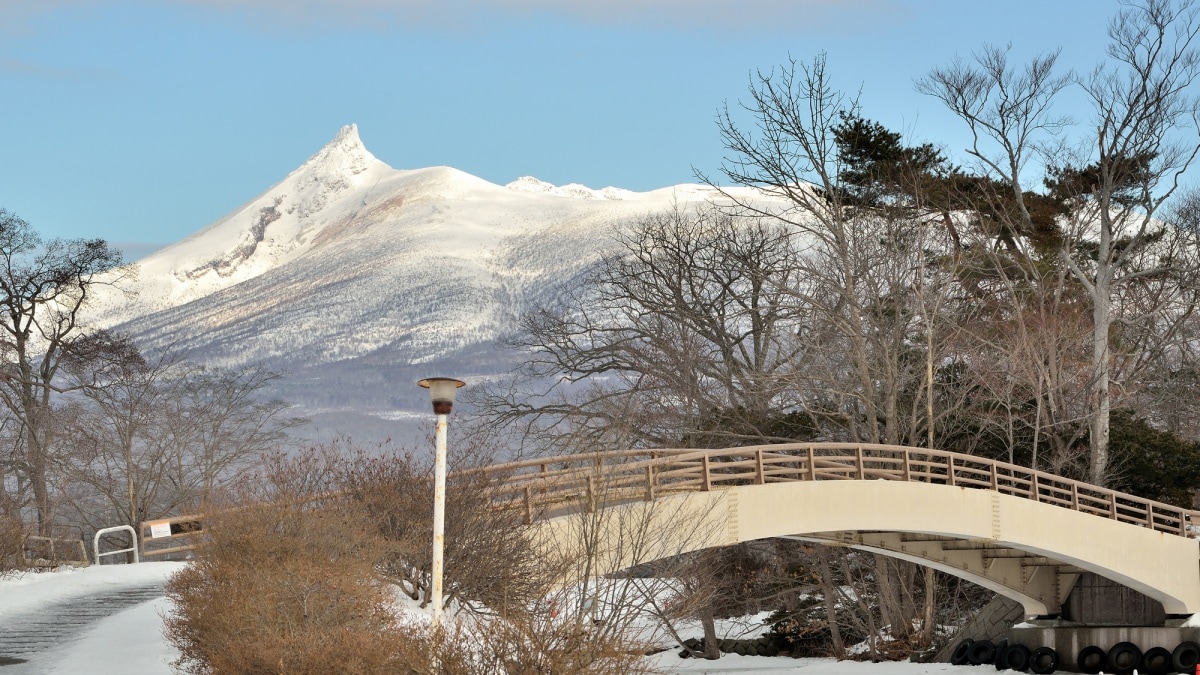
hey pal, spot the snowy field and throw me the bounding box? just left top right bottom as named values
left=0, top=563, right=981, bottom=674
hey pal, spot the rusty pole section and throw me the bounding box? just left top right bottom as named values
left=418, top=376, right=465, bottom=634
left=430, top=411, right=448, bottom=630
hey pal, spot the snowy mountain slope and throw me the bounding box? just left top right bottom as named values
left=84, top=125, right=767, bottom=441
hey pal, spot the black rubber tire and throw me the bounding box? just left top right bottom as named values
left=1140, top=646, right=1173, bottom=675
left=1107, top=641, right=1142, bottom=675
left=1077, top=645, right=1107, bottom=674
left=950, top=638, right=974, bottom=666
left=1004, top=643, right=1032, bottom=672
left=1174, top=641, right=1200, bottom=673
left=994, top=639, right=1010, bottom=671
left=969, top=639, right=998, bottom=665
left=1029, top=646, right=1058, bottom=674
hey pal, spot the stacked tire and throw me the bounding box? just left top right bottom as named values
left=677, top=636, right=781, bottom=658
left=950, top=638, right=1048, bottom=671
left=951, top=637, right=1200, bottom=674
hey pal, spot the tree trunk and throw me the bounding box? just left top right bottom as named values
left=818, top=549, right=845, bottom=657
left=920, top=566, right=936, bottom=648
left=1089, top=269, right=1112, bottom=486
left=874, top=555, right=901, bottom=639
left=700, top=603, right=720, bottom=660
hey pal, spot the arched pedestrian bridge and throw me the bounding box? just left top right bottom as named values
left=472, top=443, right=1200, bottom=620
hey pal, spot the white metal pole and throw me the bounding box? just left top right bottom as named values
left=430, top=412, right=448, bottom=630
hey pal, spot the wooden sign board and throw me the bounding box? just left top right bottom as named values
left=147, top=520, right=172, bottom=539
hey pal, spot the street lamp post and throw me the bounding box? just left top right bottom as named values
left=417, top=377, right=465, bottom=631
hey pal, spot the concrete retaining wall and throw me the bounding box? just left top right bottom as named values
left=933, top=595, right=1024, bottom=662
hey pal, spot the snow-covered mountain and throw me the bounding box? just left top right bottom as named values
left=86, top=125, right=759, bottom=442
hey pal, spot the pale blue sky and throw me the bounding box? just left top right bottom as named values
left=0, top=0, right=1116, bottom=257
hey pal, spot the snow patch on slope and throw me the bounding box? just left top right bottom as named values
left=506, top=175, right=634, bottom=201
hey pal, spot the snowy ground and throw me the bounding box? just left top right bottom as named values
left=0, top=563, right=982, bottom=674
left=0, top=562, right=184, bottom=674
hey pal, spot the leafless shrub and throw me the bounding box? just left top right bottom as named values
left=165, top=444, right=669, bottom=674
left=0, top=510, right=24, bottom=573
left=163, top=448, right=411, bottom=674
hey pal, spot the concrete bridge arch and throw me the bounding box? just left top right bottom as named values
left=481, top=443, right=1200, bottom=619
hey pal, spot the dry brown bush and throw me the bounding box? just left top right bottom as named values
left=0, top=512, right=25, bottom=573
left=164, top=445, right=666, bottom=674
left=164, top=449, right=420, bottom=674
left=335, top=450, right=550, bottom=616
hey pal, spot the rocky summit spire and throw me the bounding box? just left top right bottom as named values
left=298, top=123, right=380, bottom=180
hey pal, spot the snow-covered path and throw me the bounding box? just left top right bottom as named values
left=0, top=563, right=984, bottom=674
left=0, top=563, right=183, bottom=674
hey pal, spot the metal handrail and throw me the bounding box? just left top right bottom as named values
left=93, top=525, right=139, bottom=564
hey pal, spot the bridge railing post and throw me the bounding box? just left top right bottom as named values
left=645, top=464, right=655, bottom=502
left=701, top=455, right=711, bottom=491
left=755, top=449, right=765, bottom=485
left=807, top=446, right=816, bottom=481
left=855, top=446, right=865, bottom=479
left=946, top=456, right=955, bottom=486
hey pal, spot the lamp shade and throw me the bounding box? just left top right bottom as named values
left=417, top=377, right=466, bottom=414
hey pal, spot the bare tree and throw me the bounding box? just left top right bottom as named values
left=55, top=338, right=301, bottom=537
left=916, top=44, right=1073, bottom=248
left=921, top=0, right=1200, bottom=484
left=0, top=210, right=126, bottom=534
left=481, top=203, right=811, bottom=451
left=1062, top=0, right=1200, bottom=484
left=711, top=53, right=968, bottom=653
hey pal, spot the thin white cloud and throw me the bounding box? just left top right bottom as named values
left=0, top=0, right=896, bottom=32
left=0, top=58, right=104, bottom=79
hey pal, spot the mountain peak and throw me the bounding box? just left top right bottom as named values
left=335, top=123, right=361, bottom=144
left=300, top=124, right=380, bottom=178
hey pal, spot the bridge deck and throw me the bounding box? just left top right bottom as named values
left=473, top=443, right=1200, bottom=539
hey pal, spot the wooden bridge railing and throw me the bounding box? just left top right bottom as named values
left=470, top=443, right=1200, bottom=538
left=140, top=442, right=1200, bottom=558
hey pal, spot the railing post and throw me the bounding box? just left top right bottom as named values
left=1147, top=503, right=1154, bottom=529
left=701, top=454, right=711, bottom=491
left=755, top=449, right=765, bottom=485
left=989, top=460, right=998, bottom=491
left=1032, top=474, right=1039, bottom=501
left=645, top=465, right=656, bottom=502
left=807, top=446, right=816, bottom=481
left=586, top=476, right=596, bottom=513
left=524, top=486, right=533, bottom=525
left=1109, top=493, right=1118, bottom=520
left=93, top=525, right=139, bottom=565
left=947, top=456, right=955, bottom=486
left=1071, top=483, right=1080, bottom=511
left=855, top=446, right=865, bottom=479
left=902, top=448, right=910, bottom=482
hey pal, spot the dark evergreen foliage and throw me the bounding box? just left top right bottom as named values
left=1108, top=409, right=1200, bottom=508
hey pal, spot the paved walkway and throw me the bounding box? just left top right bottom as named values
left=0, top=582, right=165, bottom=673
